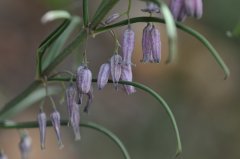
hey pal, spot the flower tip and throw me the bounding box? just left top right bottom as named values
left=58, top=143, right=64, bottom=150
left=74, top=134, right=81, bottom=141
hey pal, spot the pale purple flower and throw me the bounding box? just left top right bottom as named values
left=121, top=64, right=136, bottom=94
left=37, top=110, right=47, bottom=150
left=105, top=13, right=120, bottom=24
left=141, top=23, right=154, bottom=63
left=122, top=27, right=135, bottom=64
left=66, top=84, right=77, bottom=118
left=110, top=54, right=122, bottom=84
left=83, top=88, right=93, bottom=113
left=19, top=131, right=32, bottom=159
left=50, top=110, right=64, bottom=149
left=70, top=102, right=81, bottom=141
left=150, top=25, right=161, bottom=63
left=169, top=0, right=187, bottom=22
left=97, top=63, right=110, bottom=90
left=0, top=150, right=8, bottom=159
left=141, top=2, right=160, bottom=13
left=76, top=66, right=92, bottom=94
left=184, top=0, right=203, bottom=19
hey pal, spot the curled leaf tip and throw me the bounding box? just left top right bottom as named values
left=41, top=10, right=71, bottom=24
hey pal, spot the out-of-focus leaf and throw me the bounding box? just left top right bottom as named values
left=41, top=10, right=71, bottom=24
left=90, top=0, right=120, bottom=29
left=0, top=82, right=61, bottom=120
left=42, top=16, right=82, bottom=70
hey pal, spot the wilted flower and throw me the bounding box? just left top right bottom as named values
left=66, top=84, right=77, bottom=118
left=19, top=131, right=32, bottom=159
left=141, top=2, right=160, bottom=13
left=97, top=63, right=110, bottom=90
left=83, top=88, right=93, bottom=113
left=141, top=23, right=154, bottom=63
left=105, top=13, right=120, bottom=24
left=122, top=27, right=135, bottom=64
left=121, top=64, right=136, bottom=94
left=110, top=54, right=122, bottom=84
left=184, top=0, right=203, bottom=19
left=150, top=25, right=161, bottom=63
left=0, top=150, right=8, bottom=159
left=169, top=0, right=187, bottom=22
left=76, top=65, right=92, bottom=94
left=37, top=110, right=47, bottom=150
left=70, top=102, right=81, bottom=141
left=50, top=110, right=64, bottom=149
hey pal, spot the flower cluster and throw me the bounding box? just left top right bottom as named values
left=169, top=0, right=203, bottom=21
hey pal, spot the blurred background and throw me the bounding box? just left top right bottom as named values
left=0, top=0, right=239, bottom=159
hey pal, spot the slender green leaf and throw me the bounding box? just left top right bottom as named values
left=0, top=120, right=131, bottom=159
left=83, top=0, right=89, bottom=27
left=0, top=81, right=61, bottom=120
left=90, top=0, right=120, bottom=29
left=94, top=16, right=230, bottom=79
left=42, top=16, right=82, bottom=70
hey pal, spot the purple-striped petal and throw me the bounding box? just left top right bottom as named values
left=150, top=25, right=161, bottom=63
left=141, top=23, right=154, bottom=63
left=70, top=102, right=81, bottom=141
left=37, top=110, right=47, bottom=150
left=76, top=66, right=92, bottom=94
left=121, top=64, right=136, bottom=94
left=110, top=54, right=122, bottom=84
left=97, top=63, right=110, bottom=90
left=122, top=27, right=135, bottom=64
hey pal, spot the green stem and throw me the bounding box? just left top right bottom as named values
left=83, top=0, right=89, bottom=27
left=48, top=77, right=182, bottom=156
left=94, top=16, right=230, bottom=79
left=0, top=120, right=130, bottom=159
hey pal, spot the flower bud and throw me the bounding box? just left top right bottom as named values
left=76, top=66, right=92, bottom=94
left=83, top=88, right=93, bottom=113
left=70, top=102, right=81, bottom=141
left=169, top=0, right=187, bottom=22
left=184, top=0, right=203, bottom=19
left=50, top=110, right=64, bottom=149
left=37, top=110, right=47, bottom=150
left=141, top=2, right=160, bottom=13
left=19, top=131, right=32, bottom=159
left=97, top=63, right=110, bottom=90
left=141, top=23, right=153, bottom=63
left=66, top=84, right=77, bottom=118
left=105, top=13, right=120, bottom=24
left=110, top=54, right=122, bottom=84
left=150, top=25, right=161, bottom=63
left=122, top=27, right=135, bottom=64
left=121, top=64, right=136, bottom=94
left=0, top=150, right=8, bottom=159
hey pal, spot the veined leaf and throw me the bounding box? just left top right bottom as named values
left=90, top=0, right=120, bottom=29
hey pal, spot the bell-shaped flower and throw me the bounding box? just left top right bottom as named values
left=50, top=110, right=64, bottom=149
left=105, top=13, right=120, bottom=24
left=19, top=131, right=32, bottom=159
left=169, top=0, right=187, bottom=22
left=121, top=64, right=136, bottom=94
left=70, top=102, right=81, bottom=141
left=37, top=110, right=47, bottom=150
left=97, top=63, right=110, bottom=90
left=66, top=84, right=77, bottom=118
left=110, top=54, right=122, bottom=84
left=184, top=0, right=203, bottom=19
left=141, top=2, right=160, bottom=13
left=141, top=23, right=153, bottom=63
left=76, top=65, right=92, bottom=94
left=150, top=25, right=161, bottom=63
left=122, top=27, right=135, bottom=64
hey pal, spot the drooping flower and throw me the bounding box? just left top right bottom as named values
left=150, top=25, right=161, bottom=63
left=184, top=0, right=203, bottom=19
left=83, top=88, right=93, bottom=113
left=76, top=65, right=92, bottom=94
left=19, top=131, right=32, bottom=159
left=70, top=102, right=81, bottom=141
left=110, top=54, right=122, bottom=84
left=122, top=27, right=135, bottom=64
left=97, top=63, right=110, bottom=90
left=37, top=110, right=47, bottom=150
left=66, top=84, right=77, bottom=118
left=105, top=13, right=120, bottom=24
left=141, top=23, right=154, bottom=63
left=50, top=110, right=64, bottom=149
left=121, top=64, right=136, bottom=94
left=141, top=2, right=160, bottom=13
left=0, top=150, right=8, bottom=159
left=169, top=0, right=187, bottom=22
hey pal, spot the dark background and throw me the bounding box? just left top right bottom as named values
left=0, top=0, right=239, bottom=159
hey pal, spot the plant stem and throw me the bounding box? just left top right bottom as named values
left=83, top=0, right=89, bottom=27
